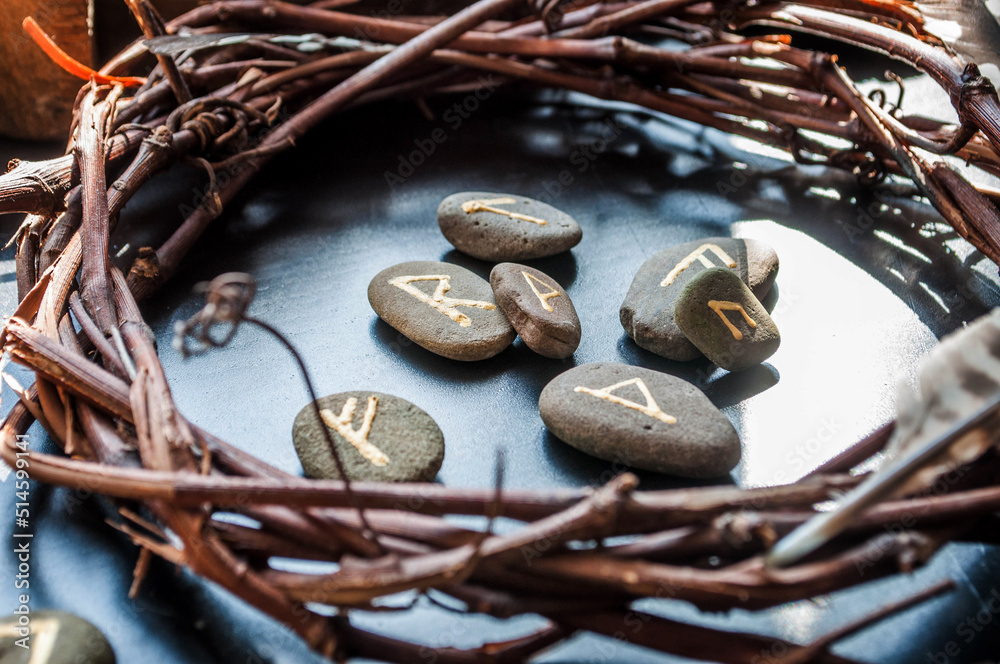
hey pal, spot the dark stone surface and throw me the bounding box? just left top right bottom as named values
left=619, top=237, right=778, bottom=361
left=0, top=610, right=115, bottom=664
left=676, top=267, right=780, bottom=371
left=539, top=363, right=741, bottom=477
left=5, top=85, right=1000, bottom=664
left=437, top=191, right=582, bottom=261
left=292, top=391, right=444, bottom=482
left=368, top=260, right=515, bottom=361
left=490, top=262, right=581, bottom=359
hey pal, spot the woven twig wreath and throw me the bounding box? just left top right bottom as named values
left=2, top=0, right=1000, bottom=660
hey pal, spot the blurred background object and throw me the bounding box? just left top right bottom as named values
left=0, top=0, right=198, bottom=141
left=916, top=0, right=1000, bottom=74
left=0, top=0, right=95, bottom=141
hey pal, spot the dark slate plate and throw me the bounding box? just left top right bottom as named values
left=3, top=79, right=1000, bottom=663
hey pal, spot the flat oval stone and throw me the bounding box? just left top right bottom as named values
left=619, top=237, right=778, bottom=361
left=369, top=261, right=515, bottom=361
left=675, top=268, right=780, bottom=371
left=293, top=391, right=444, bottom=482
left=539, top=362, right=741, bottom=478
left=437, top=192, right=582, bottom=261
left=490, top=262, right=581, bottom=359
left=0, top=610, right=114, bottom=664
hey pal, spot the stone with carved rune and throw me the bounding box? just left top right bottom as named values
left=539, top=363, right=741, bottom=478
left=0, top=611, right=115, bottom=664
left=292, top=391, right=444, bottom=482
left=490, top=262, right=581, bottom=359
left=619, top=237, right=778, bottom=361
left=675, top=267, right=780, bottom=371
left=368, top=261, right=515, bottom=360
left=437, top=192, right=582, bottom=261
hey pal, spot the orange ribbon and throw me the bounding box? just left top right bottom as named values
left=22, top=16, right=146, bottom=87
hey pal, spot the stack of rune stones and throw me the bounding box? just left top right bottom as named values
left=294, top=192, right=783, bottom=483
left=546, top=237, right=781, bottom=478
left=621, top=236, right=781, bottom=370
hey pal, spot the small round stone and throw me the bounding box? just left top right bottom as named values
left=437, top=192, right=582, bottom=261
left=620, top=237, right=778, bottom=361
left=0, top=611, right=115, bottom=664
left=293, top=391, right=444, bottom=482
left=539, top=362, right=741, bottom=478
left=490, top=262, right=581, bottom=359
left=368, top=260, right=516, bottom=361
left=675, top=267, right=780, bottom=371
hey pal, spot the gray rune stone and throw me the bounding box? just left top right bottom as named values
left=437, top=191, right=582, bottom=261
left=0, top=611, right=115, bottom=664
left=490, top=262, right=581, bottom=359
left=619, top=237, right=778, bottom=361
left=539, top=362, right=741, bottom=478
left=368, top=260, right=516, bottom=361
left=293, top=391, right=444, bottom=482
left=675, top=268, right=780, bottom=372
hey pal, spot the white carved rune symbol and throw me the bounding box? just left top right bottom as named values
left=707, top=300, right=758, bottom=340
left=461, top=197, right=548, bottom=225
left=389, top=274, right=497, bottom=327
left=320, top=396, right=389, bottom=466
left=661, top=243, right=737, bottom=287
left=574, top=378, right=677, bottom=424
left=522, top=271, right=561, bottom=312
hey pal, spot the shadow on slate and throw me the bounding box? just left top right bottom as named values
left=540, top=431, right=732, bottom=492
left=441, top=247, right=580, bottom=289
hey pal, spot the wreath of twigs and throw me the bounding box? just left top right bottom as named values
left=2, top=0, right=1000, bottom=661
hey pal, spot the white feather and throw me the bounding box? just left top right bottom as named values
left=884, top=308, right=1000, bottom=495
left=767, top=308, right=1000, bottom=567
